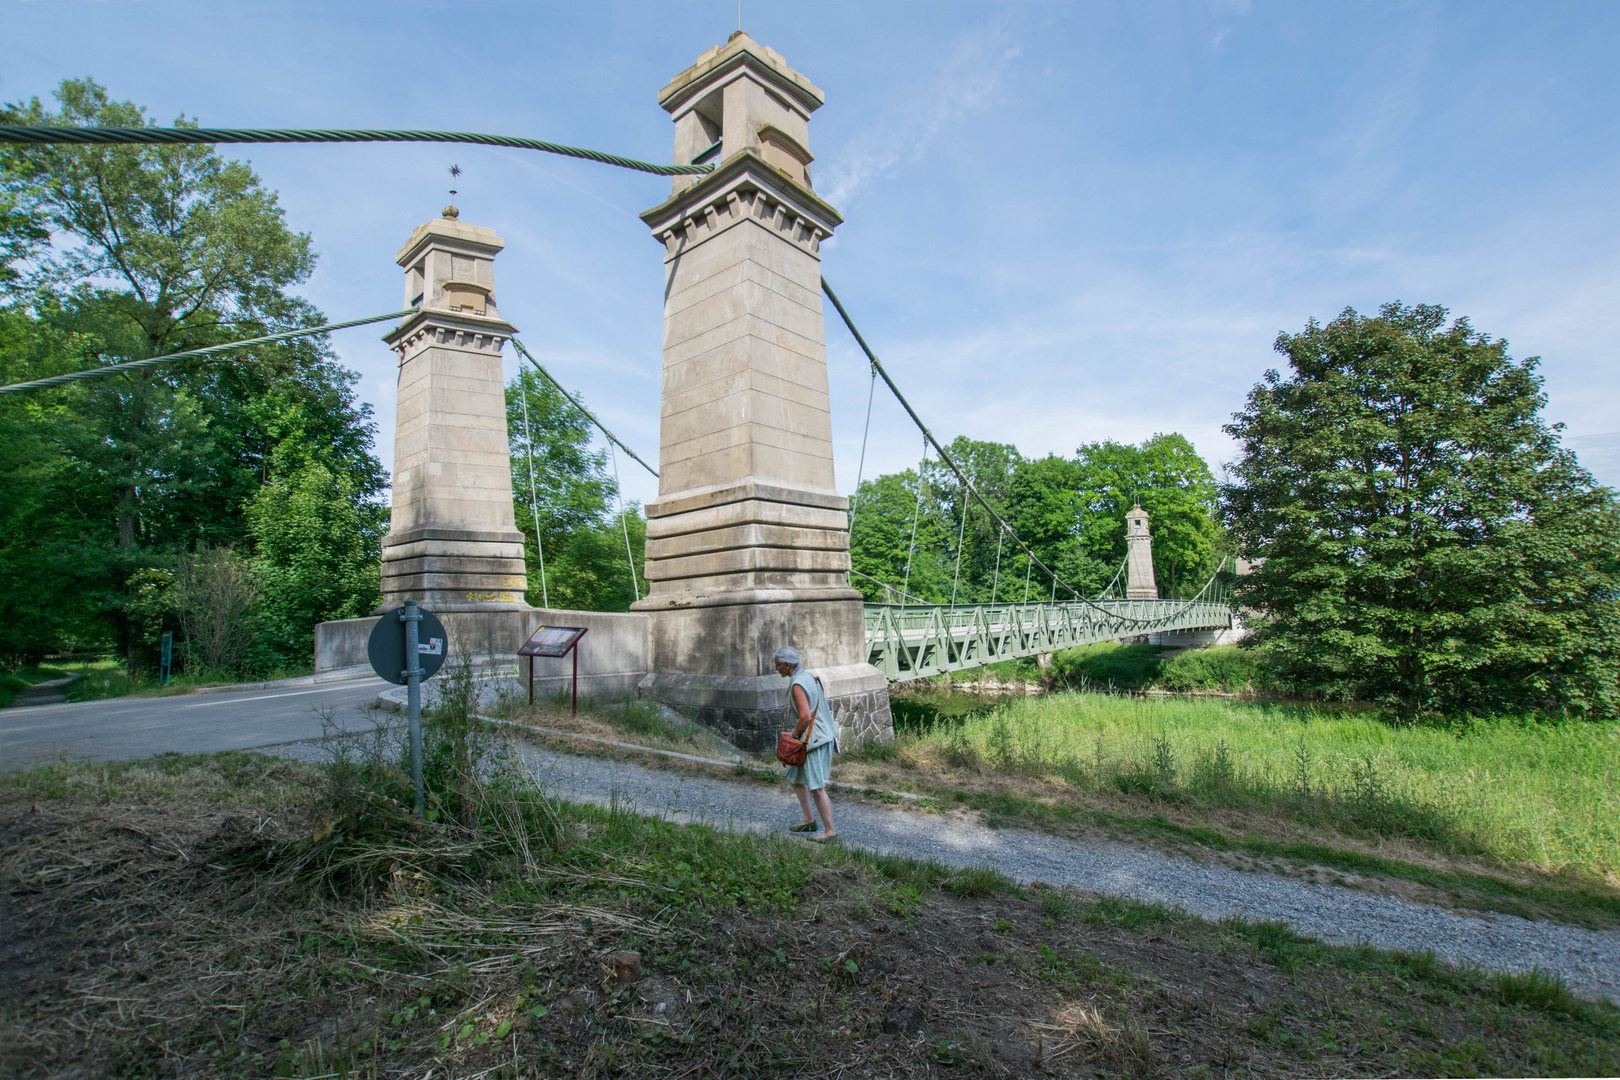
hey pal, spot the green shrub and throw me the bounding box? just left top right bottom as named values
left=1159, top=646, right=1265, bottom=692
left=889, top=688, right=1000, bottom=735
left=1047, top=643, right=1164, bottom=690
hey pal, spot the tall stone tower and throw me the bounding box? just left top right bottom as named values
left=1123, top=504, right=1158, bottom=600
left=377, top=208, right=529, bottom=614
left=634, top=32, right=891, bottom=750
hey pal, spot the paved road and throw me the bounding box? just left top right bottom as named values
left=0, top=676, right=387, bottom=769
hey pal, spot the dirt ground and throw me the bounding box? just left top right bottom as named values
left=3, top=755, right=1617, bottom=1079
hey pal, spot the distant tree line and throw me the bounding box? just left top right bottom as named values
left=853, top=303, right=1620, bottom=722
left=848, top=431, right=1226, bottom=604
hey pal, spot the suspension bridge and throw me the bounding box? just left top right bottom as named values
left=0, top=31, right=1238, bottom=736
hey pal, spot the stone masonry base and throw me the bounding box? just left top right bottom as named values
left=638, top=662, right=891, bottom=753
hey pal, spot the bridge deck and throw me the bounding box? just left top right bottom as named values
left=863, top=598, right=1234, bottom=681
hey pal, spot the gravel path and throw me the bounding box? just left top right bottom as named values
left=266, top=733, right=1620, bottom=1005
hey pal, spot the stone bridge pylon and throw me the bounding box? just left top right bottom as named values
left=314, top=32, right=892, bottom=748
left=632, top=32, right=892, bottom=749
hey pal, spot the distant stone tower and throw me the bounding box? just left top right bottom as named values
left=376, top=208, right=529, bottom=614
left=633, top=31, right=891, bottom=750
left=1124, top=504, right=1158, bottom=600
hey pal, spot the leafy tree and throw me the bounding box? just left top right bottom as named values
left=1071, top=434, right=1222, bottom=597
left=0, top=79, right=384, bottom=671
left=1006, top=455, right=1112, bottom=599
left=1221, top=302, right=1620, bottom=719
left=849, top=470, right=950, bottom=603
left=920, top=437, right=1022, bottom=603
left=246, top=461, right=386, bottom=671
left=542, top=509, right=649, bottom=613
left=505, top=368, right=645, bottom=612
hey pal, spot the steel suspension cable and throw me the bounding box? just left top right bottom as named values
left=899, top=435, right=929, bottom=609
left=0, top=308, right=416, bottom=395
left=0, top=126, right=711, bottom=177
left=517, top=371, right=550, bottom=609
left=846, top=363, right=878, bottom=535
left=822, top=276, right=1226, bottom=625
left=510, top=338, right=657, bottom=478
left=845, top=363, right=880, bottom=592
left=851, top=568, right=931, bottom=606
left=609, top=443, right=642, bottom=603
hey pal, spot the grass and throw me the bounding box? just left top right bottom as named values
left=0, top=657, right=317, bottom=705
left=4, top=746, right=1617, bottom=1078
left=838, top=684, right=1620, bottom=928
left=1047, top=641, right=1270, bottom=694
left=0, top=664, right=78, bottom=707
left=489, top=690, right=747, bottom=763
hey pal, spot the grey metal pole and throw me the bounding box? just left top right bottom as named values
left=401, top=600, right=425, bottom=818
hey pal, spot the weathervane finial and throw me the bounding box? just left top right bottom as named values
left=444, top=164, right=462, bottom=220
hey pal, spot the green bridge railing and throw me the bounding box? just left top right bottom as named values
left=863, top=598, right=1236, bottom=681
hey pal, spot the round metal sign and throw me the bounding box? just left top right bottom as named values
left=367, top=605, right=450, bottom=685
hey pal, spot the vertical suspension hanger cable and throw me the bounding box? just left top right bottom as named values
left=948, top=473, right=971, bottom=608
left=990, top=524, right=1005, bottom=603
left=518, top=369, right=550, bottom=609
left=847, top=363, right=878, bottom=534
left=846, top=362, right=879, bottom=588
left=609, top=443, right=641, bottom=604
left=899, top=433, right=929, bottom=609
left=1022, top=546, right=1033, bottom=603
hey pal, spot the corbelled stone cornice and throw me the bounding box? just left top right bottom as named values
left=641, top=149, right=842, bottom=263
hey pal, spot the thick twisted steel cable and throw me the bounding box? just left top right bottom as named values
left=822, top=276, right=1228, bottom=623
left=0, top=126, right=712, bottom=177
left=0, top=309, right=417, bottom=396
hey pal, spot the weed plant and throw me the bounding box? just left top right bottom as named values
left=880, top=690, right=1620, bottom=882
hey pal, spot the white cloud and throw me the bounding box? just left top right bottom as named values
left=819, top=24, right=1022, bottom=208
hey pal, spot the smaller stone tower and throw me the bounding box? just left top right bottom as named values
left=376, top=207, right=528, bottom=614
left=1123, top=504, right=1158, bottom=599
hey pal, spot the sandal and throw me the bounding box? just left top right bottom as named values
left=788, top=821, right=817, bottom=833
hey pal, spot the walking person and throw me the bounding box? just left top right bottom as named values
left=772, top=646, right=838, bottom=842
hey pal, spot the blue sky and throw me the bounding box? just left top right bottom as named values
left=6, top=1, right=1618, bottom=507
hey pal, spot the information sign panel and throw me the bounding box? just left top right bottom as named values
left=518, top=626, right=588, bottom=658
left=518, top=625, right=588, bottom=711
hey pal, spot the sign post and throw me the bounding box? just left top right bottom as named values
left=367, top=602, right=448, bottom=818
left=518, top=626, right=589, bottom=714
left=401, top=601, right=424, bottom=817
left=159, top=631, right=172, bottom=687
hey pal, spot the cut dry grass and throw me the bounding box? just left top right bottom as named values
left=5, top=748, right=1620, bottom=1078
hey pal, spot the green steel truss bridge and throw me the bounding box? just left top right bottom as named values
left=863, top=595, right=1236, bottom=682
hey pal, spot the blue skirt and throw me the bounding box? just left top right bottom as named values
left=785, top=741, right=832, bottom=791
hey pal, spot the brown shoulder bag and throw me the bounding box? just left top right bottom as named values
left=775, top=674, right=823, bottom=767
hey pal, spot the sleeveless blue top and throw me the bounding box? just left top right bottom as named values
left=788, top=668, right=838, bottom=750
